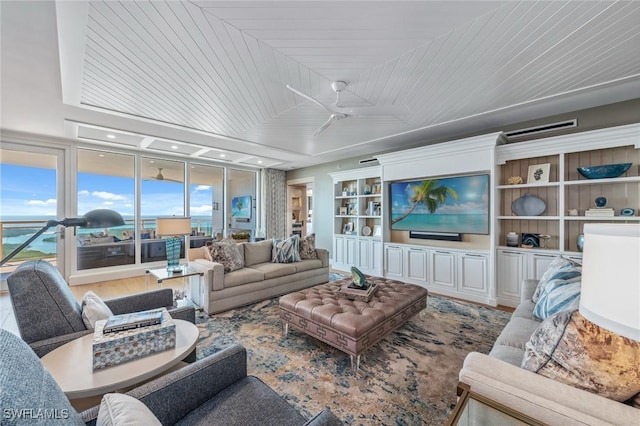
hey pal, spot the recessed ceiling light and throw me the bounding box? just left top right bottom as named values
left=106, top=134, right=116, bottom=139
left=220, top=154, right=226, bottom=158
left=150, top=160, right=155, bottom=164
left=171, top=145, right=178, bottom=149
left=99, top=154, right=105, bottom=157
left=257, top=160, right=263, bottom=164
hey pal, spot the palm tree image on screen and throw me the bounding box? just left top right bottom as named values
left=391, top=180, right=458, bottom=225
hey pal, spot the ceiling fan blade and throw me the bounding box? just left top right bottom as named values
left=313, top=116, right=336, bottom=136
left=334, top=104, right=409, bottom=117
left=286, top=85, right=333, bottom=114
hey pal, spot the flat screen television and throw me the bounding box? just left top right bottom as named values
left=389, top=173, right=489, bottom=235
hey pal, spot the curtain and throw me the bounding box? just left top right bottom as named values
left=260, top=169, right=287, bottom=239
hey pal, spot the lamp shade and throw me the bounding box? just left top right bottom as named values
left=82, top=209, right=125, bottom=228
left=579, top=223, right=640, bottom=341
left=156, top=217, right=191, bottom=236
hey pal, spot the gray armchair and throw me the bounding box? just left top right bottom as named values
left=6, top=259, right=196, bottom=359
left=0, top=329, right=342, bottom=425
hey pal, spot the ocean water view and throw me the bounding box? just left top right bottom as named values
left=391, top=213, right=488, bottom=234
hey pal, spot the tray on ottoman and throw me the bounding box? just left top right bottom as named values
left=339, top=281, right=378, bottom=302
left=279, top=276, right=428, bottom=373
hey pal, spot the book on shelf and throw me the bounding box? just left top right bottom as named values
left=585, top=208, right=615, bottom=217
left=103, top=308, right=165, bottom=334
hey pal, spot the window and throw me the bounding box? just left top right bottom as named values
left=77, top=149, right=134, bottom=270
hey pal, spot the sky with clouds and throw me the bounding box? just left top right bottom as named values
left=1, top=164, right=213, bottom=219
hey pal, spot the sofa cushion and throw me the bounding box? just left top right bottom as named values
left=494, top=317, right=541, bottom=350
left=81, top=290, right=114, bottom=329
left=250, top=262, right=297, bottom=280
left=97, top=393, right=162, bottom=426
left=522, top=309, right=640, bottom=401
left=488, top=344, right=526, bottom=367
left=293, top=259, right=323, bottom=273
left=243, top=240, right=273, bottom=266
left=272, top=235, right=301, bottom=263
left=533, top=275, right=581, bottom=320
left=224, top=268, right=265, bottom=288
left=532, top=256, right=581, bottom=302
left=299, top=233, right=318, bottom=259
left=511, top=299, right=536, bottom=320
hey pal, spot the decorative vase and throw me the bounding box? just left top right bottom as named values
left=506, top=232, right=519, bottom=247
left=576, top=234, right=584, bottom=252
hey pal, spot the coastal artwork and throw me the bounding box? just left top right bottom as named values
left=390, top=174, right=489, bottom=235
left=231, top=195, right=252, bottom=219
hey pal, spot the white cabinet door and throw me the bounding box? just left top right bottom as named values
left=384, top=245, right=404, bottom=279
left=406, top=247, right=428, bottom=284
left=345, top=237, right=357, bottom=266
left=458, top=253, right=488, bottom=296
left=530, top=253, right=557, bottom=280
left=357, top=238, right=371, bottom=270
left=371, top=240, right=383, bottom=274
left=333, top=236, right=345, bottom=265
left=497, top=249, right=526, bottom=306
left=430, top=250, right=456, bottom=289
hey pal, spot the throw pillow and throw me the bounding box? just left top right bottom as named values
left=81, top=290, right=113, bottom=329
left=97, top=393, right=162, bottom=426
left=532, top=256, right=581, bottom=302
left=532, top=275, right=581, bottom=320
left=272, top=235, right=301, bottom=263
left=522, top=309, right=640, bottom=401
left=299, top=233, right=318, bottom=259
left=209, top=237, right=244, bottom=273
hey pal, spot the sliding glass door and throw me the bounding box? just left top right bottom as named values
left=0, top=144, right=65, bottom=285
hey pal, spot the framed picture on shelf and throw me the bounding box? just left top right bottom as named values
left=373, top=224, right=382, bottom=237
left=372, top=182, right=381, bottom=194
left=343, top=222, right=354, bottom=234
left=527, top=163, right=551, bottom=184
left=339, top=206, right=348, bottom=215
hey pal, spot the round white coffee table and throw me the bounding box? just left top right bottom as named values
left=41, top=319, right=199, bottom=400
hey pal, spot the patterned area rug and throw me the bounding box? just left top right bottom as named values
left=195, top=277, right=510, bottom=425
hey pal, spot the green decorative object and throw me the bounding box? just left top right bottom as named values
left=350, top=266, right=370, bottom=290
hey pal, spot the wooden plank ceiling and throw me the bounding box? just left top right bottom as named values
left=67, top=1, right=640, bottom=169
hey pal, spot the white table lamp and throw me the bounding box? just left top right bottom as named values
left=156, top=217, right=191, bottom=272
left=579, top=223, right=640, bottom=341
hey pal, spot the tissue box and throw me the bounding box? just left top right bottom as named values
left=92, top=308, right=176, bottom=370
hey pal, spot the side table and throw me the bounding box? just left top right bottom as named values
left=41, top=319, right=198, bottom=410
left=445, top=382, right=547, bottom=426
left=146, top=265, right=206, bottom=316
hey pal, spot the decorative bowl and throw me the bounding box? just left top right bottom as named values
left=577, top=163, right=632, bottom=179
left=511, top=193, right=546, bottom=216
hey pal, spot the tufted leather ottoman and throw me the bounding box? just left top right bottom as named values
left=279, top=276, right=428, bottom=373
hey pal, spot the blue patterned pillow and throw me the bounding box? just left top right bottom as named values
left=532, top=256, right=581, bottom=302
left=272, top=235, right=301, bottom=263
left=533, top=275, right=581, bottom=320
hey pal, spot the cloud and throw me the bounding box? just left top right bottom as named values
left=193, top=185, right=211, bottom=191
left=103, top=201, right=113, bottom=206
left=191, top=204, right=213, bottom=214
left=92, top=191, right=126, bottom=201
left=26, top=198, right=56, bottom=206
left=78, top=190, right=90, bottom=196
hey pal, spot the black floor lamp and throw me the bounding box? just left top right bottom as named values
left=0, top=209, right=125, bottom=267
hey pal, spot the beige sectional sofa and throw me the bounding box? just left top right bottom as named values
left=187, top=239, right=329, bottom=314
left=459, top=279, right=639, bottom=425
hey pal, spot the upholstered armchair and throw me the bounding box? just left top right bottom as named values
left=6, top=259, right=196, bottom=359
left=0, top=329, right=342, bottom=425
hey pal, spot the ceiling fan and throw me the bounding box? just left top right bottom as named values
left=144, top=168, right=182, bottom=183
left=286, top=81, right=408, bottom=136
